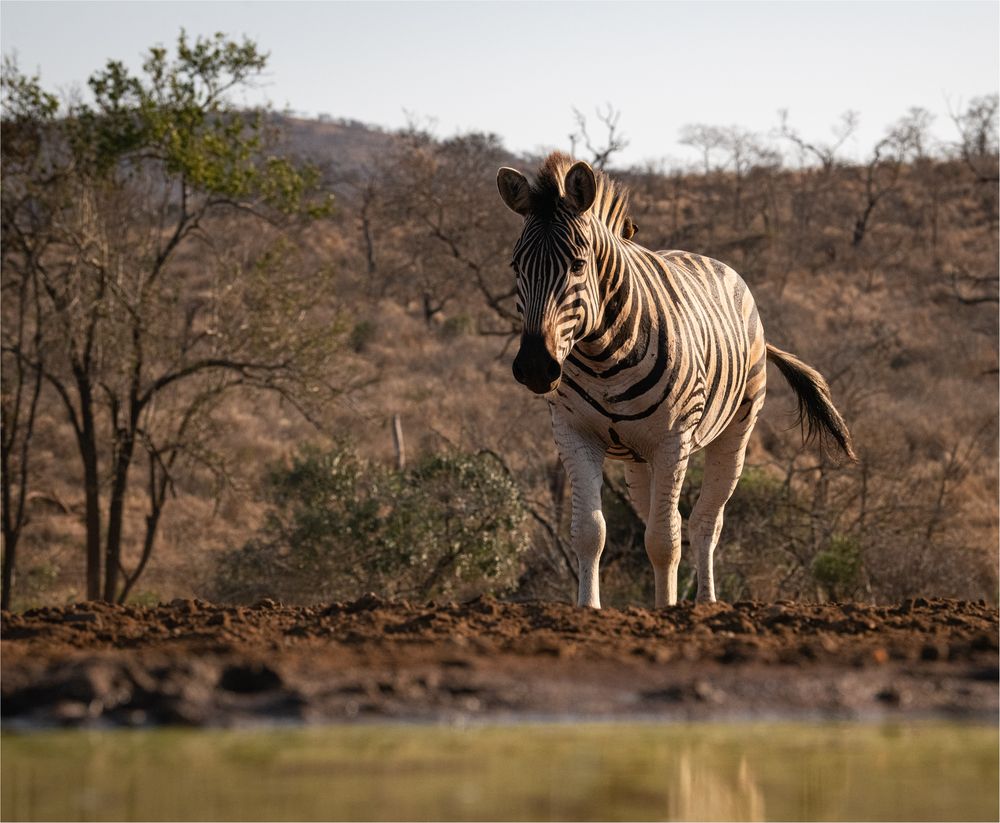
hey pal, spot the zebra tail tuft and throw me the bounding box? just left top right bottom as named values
left=765, top=343, right=858, bottom=463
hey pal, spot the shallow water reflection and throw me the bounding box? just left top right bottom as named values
left=2, top=722, right=997, bottom=821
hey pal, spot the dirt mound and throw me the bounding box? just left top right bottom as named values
left=2, top=597, right=996, bottom=727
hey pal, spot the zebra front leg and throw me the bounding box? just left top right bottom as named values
left=646, top=445, right=691, bottom=607
left=556, top=433, right=607, bottom=609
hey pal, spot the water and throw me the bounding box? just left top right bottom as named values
left=2, top=722, right=997, bottom=821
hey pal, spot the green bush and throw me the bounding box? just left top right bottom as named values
left=213, top=446, right=529, bottom=604
left=348, top=320, right=377, bottom=353
left=440, top=314, right=474, bottom=339
left=811, top=535, right=863, bottom=601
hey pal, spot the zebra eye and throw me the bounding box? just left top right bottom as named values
left=570, top=258, right=586, bottom=273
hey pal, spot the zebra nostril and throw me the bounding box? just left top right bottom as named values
left=545, top=360, right=561, bottom=383
left=512, top=360, right=526, bottom=384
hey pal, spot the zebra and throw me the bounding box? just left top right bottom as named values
left=497, top=152, right=856, bottom=608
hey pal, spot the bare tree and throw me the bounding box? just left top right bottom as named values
left=852, top=114, right=924, bottom=247
left=364, top=126, right=519, bottom=331
left=777, top=109, right=859, bottom=172
left=0, top=267, right=43, bottom=610
left=679, top=123, right=727, bottom=175
left=1, top=65, right=66, bottom=606
left=570, top=105, right=630, bottom=169
left=949, top=94, right=999, bottom=183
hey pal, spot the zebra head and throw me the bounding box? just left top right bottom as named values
left=497, top=158, right=599, bottom=395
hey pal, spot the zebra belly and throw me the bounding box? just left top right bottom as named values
left=552, top=369, right=750, bottom=463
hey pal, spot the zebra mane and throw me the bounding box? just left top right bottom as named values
left=530, top=152, right=633, bottom=237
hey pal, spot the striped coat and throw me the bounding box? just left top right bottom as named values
left=499, top=153, right=854, bottom=608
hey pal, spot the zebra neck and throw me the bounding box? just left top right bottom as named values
left=574, top=228, right=635, bottom=358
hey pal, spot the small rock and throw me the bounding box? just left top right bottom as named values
left=641, top=686, right=685, bottom=702
left=124, top=709, right=148, bottom=727
left=717, top=640, right=757, bottom=664
left=970, top=632, right=998, bottom=652
left=218, top=663, right=283, bottom=693
left=460, top=696, right=482, bottom=712
left=969, top=666, right=999, bottom=682
left=763, top=605, right=791, bottom=626
left=62, top=612, right=98, bottom=623
left=635, top=646, right=673, bottom=664
left=346, top=593, right=383, bottom=613
left=52, top=700, right=93, bottom=724
left=875, top=686, right=909, bottom=706
left=921, top=642, right=946, bottom=661
left=693, top=680, right=724, bottom=703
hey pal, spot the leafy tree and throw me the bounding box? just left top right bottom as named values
left=213, top=446, right=529, bottom=604
left=1, top=33, right=339, bottom=605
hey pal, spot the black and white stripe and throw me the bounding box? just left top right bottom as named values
left=498, top=153, right=854, bottom=608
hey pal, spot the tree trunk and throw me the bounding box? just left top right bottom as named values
left=852, top=199, right=877, bottom=247
left=1, top=533, right=15, bottom=611
left=2, top=415, right=22, bottom=610
left=392, top=414, right=405, bottom=471
left=117, top=510, right=160, bottom=604
left=103, top=438, right=136, bottom=602
left=74, top=375, right=103, bottom=601
left=117, top=455, right=170, bottom=604
left=1, top=440, right=20, bottom=608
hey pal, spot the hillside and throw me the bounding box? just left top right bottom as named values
left=3, top=113, right=998, bottom=611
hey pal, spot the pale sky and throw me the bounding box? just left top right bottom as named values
left=2, top=0, right=997, bottom=167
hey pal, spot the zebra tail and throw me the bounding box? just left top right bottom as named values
left=765, top=343, right=858, bottom=463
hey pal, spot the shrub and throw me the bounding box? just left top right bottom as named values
left=348, top=320, right=377, bottom=353
left=811, top=535, right=863, bottom=601
left=213, top=446, right=529, bottom=604
left=440, top=314, right=474, bottom=339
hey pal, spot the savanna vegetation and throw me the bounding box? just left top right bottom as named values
left=2, top=33, right=997, bottom=610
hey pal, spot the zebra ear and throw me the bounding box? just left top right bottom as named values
left=497, top=167, right=532, bottom=216
left=564, top=161, right=597, bottom=214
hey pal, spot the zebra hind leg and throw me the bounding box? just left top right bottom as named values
left=645, top=443, right=691, bottom=608
left=688, top=404, right=762, bottom=603
left=624, top=462, right=651, bottom=525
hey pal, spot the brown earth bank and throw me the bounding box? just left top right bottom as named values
left=2, top=597, right=997, bottom=728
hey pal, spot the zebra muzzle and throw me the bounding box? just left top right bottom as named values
left=512, top=334, right=562, bottom=394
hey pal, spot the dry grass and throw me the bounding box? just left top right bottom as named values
left=7, top=129, right=998, bottom=608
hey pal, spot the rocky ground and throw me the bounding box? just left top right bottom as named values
left=2, top=596, right=997, bottom=727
